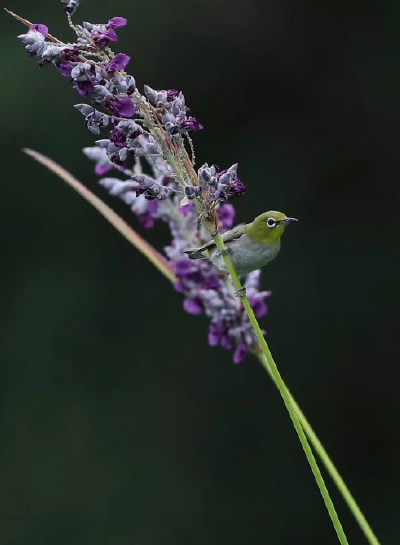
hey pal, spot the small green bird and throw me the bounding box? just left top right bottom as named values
left=184, top=211, right=298, bottom=278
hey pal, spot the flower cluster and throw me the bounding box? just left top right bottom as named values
left=183, top=163, right=246, bottom=202
left=144, top=85, right=203, bottom=136
left=15, top=1, right=269, bottom=363
left=76, top=17, right=128, bottom=47
left=174, top=262, right=270, bottom=364
left=89, top=158, right=269, bottom=363
left=18, top=15, right=134, bottom=118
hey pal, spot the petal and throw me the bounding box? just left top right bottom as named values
left=104, top=53, right=131, bottom=73
left=183, top=298, right=203, bottom=315
left=112, top=97, right=135, bottom=118
left=29, top=24, right=48, bottom=37
left=233, top=344, right=248, bottom=364
left=107, top=17, right=128, bottom=29
left=95, top=163, right=113, bottom=176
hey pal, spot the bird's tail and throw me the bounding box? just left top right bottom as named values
left=182, top=248, right=207, bottom=260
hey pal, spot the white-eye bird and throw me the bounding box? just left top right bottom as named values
left=184, top=211, right=298, bottom=277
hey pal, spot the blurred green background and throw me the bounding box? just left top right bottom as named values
left=1, top=1, right=400, bottom=544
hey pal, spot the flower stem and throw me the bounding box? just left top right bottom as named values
left=256, top=353, right=380, bottom=545
left=212, top=231, right=349, bottom=545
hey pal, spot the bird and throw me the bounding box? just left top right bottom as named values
left=183, top=210, right=298, bottom=279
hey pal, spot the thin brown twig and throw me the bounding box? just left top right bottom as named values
left=5, top=8, right=62, bottom=44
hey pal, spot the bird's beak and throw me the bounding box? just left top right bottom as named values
left=282, top=217, right=298, bottom=224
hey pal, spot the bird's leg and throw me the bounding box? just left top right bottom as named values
left=216, top=247, right=231, bottom=257
left=234, top=287, right=247, bottom=298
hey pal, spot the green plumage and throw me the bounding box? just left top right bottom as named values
left=183, top=210, right=297, bottom=277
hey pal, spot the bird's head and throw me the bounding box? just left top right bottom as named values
left=246, top=210, right=298, bottom=245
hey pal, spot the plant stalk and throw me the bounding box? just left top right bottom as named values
left=212, top=231, right=349, bottom=545
left=256, top=352, right=380, bottom=545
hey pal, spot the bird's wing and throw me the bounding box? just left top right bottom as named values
left=183, top=224, right=246, bottom=258
left=222, top=224, right=247, bottom=244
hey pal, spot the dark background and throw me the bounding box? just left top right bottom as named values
left=1, top=1, right=399, bottom=544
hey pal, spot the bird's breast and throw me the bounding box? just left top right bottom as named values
left=210, top=235, right=280, bottom=276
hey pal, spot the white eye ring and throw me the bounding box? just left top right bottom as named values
left=267, top=218, right=277, bottom=228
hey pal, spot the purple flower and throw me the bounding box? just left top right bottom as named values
left=144, top=86, right=179, bottom=105
left=216, top=164, right=246, bottom=199
left=133, top=174, right=171, bottom=200
left=177, top=117, right=203, bottom=133
left=145, top=86, right=202, bottom=135
left=40, top=45, right=76, bottom=65
left=93, top=85, right=136, bottom=118
left=174, top=259, right=193, bottom=276
left=104, top=53, right=131, bottom=74
left=18, top=30, right=47, bottom=56
left=233, top=344, right=248, bottom=364
left=180, top=202, right=194, bottom=217
left=249, top=297, right=268, bottom=318
left=220, top=334, right=233, bottom=350
left=228, top=179, right=246, bottom=198
left=107, top=17, right=128, bottom=29
left=109, top=119, right=142, bottom=148
left=74, top=80, right=95, bottom=96
left=111, top=74, right=136, bottom=95
left=86, top=17, right=127, bottom=47
left=55, top=47, right=80, bottom=76
left=164, top=114, right=203, bottom=135
left=143, top=85, right=158, bottom=104
left=184, top=185, right=202, bottom=199
left=137, top=200, right=159, bottom=229
left=183, top=298, right=203, bottom=315
left=71, top=62, right=97, bottom=96
left=92, top=28, right=118, bottom=46
left=94, top=138, right=129, bottom=170
left=218, top=204, right=235, bottom=231
left=204, top=274, right=220, bottom=290
left=246, top=272, right=270, bottom=318
left=100, top=178, right=137, bottom=196
left=198, top=163, right=246, bottom=203
left=208, top=322, right=224, bottom=347
left=57, top=62, right=71, bottom=76
left=29, top=24, right=48, bottom=37
left=83, top=146, right=113, bottom=175
left=198, top=163, right=217, bottom=185
left=167, top=89, right=179, bottom=101
left=173, top=260, right=198, bottom=285
left=39, top=45, right=64, bottom=66
left=105, top=95, right=135, bottom=117
left=74, top=104, right=109, bottom=135
left=96, top=163, right=113, bottom=176
left=110, top=128, right=127, bottom=147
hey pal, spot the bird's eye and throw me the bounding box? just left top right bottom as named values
left=267, top=218, right=276, bottom=228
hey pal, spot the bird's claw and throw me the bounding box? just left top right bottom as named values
left=216, top=248, right=230, bottom=257
left=234, top=287, right=247, bottom=298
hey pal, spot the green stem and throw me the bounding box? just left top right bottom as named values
left=256, top=353, right=380, bottom=545
left=212, top=232, right=349, bottom=545
left=165, top=151, right=187, bottom=186
left=164, top=149, right=349, bottom=543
